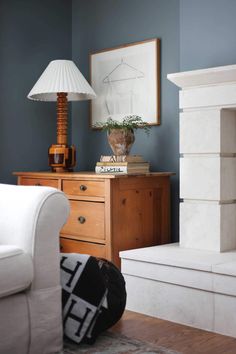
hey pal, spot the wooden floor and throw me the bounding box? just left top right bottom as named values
left=111, top=310, right=236, bottom=354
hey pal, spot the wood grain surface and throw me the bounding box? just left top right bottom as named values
left=111, top=311, right=236, bottom=354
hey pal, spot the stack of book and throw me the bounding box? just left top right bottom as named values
left=95, top=155, right=150, bottom=174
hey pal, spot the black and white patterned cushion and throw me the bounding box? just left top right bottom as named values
left=60, top=253, right=126, bottom=344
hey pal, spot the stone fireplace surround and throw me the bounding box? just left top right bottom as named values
left=120, top=64, right=236, bottom=338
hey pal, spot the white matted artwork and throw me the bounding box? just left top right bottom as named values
left=90, top=38, right=160, bottom=127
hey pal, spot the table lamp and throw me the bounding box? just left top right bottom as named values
left=28, top=59, right=96, bottom=172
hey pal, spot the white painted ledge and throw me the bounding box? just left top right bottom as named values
left=167, top=64, right=236, bottom=89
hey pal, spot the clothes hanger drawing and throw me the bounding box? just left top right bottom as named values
left=103, top=58, right=145, bottom=83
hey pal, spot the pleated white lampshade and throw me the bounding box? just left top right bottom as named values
left=27, top=60, right=96, bottom=101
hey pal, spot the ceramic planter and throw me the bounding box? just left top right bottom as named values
left=107, top=129, right=135, bottom=155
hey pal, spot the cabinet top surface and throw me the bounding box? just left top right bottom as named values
left=13, top=171, right=175, bottom=179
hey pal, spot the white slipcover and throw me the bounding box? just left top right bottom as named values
left=0, top=245, right=33, bottom=298
left=0, top=183, right=69, bottom=354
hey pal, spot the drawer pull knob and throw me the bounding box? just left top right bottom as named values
left=78, top=216, right=86, bottom=224
left=35, top=183, right=41, bottom=186
left=80, top=185, right=87, bottom=191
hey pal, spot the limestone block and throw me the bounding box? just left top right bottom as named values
left=213, top=273, right=236, bottom=297
left=122, top=258, right=213, bottom=292
left=180, top=202, right=236, bottom=252
left=213, top=260, right=236, bottom=277
left=120, top=243, right=236, bottom=272
left=124, top=274, right=214, bottom=332
left=180, top=83, right=236, bottom=109
left=180, top=156, right=236, bottom=201
left=180, top=109, right=236, bottom=154
left=214, top=294, right=236, bottom=337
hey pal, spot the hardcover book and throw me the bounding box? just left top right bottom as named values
left=100, top=155, right=145, bottom=163
left=96, top=161, right=149, bottom=167
left=95, top=163, right=150, bottom=174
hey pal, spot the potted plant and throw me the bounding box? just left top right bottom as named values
left=93, top=115, right=151, bottom=155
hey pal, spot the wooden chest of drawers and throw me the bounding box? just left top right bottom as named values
left=14, top=171, right=173, bottom=267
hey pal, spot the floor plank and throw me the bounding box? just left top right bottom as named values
left=111, top=310, right=236, bottom=354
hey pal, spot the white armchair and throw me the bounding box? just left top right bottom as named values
left=0, top=183, right=69, bottom=354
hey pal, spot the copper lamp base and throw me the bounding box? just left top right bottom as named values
left=48, top=144, right=76, bottom=172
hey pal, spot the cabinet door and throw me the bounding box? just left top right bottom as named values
left=113, top=188, right=160, bottom=248
left=111, top=176, right=169, bottom=267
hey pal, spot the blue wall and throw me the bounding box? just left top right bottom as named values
left=2, top=0, right=236, bottom=242
left=0, top=0, right=72, bottom=183
left=180, top=0, right=236, bottom=70
left=72, top=0, right=180, bottom=241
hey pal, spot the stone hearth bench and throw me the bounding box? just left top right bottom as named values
left=120, top=243, right=236, bottom=338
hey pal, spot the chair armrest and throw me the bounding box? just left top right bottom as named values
left=0, top=184, right=70, bottom=290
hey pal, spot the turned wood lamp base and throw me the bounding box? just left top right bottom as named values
left=48, top=144, right=76, bottom=172
left=49, top=92, right=76, bottom=172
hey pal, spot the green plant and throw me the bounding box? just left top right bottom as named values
left=93, top=115, right=151, bottom=135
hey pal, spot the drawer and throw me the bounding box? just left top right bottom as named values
left=60, top=238, right=106, bottom=258
left=62, top=179, right=104, bottom=197
left=20, top=177, right=58, bottom=188
left=61, top=200, right=105, bottom=240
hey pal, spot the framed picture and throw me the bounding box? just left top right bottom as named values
left=90, top=38, right=160, bottom=128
